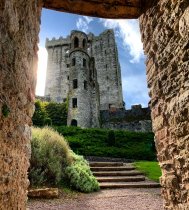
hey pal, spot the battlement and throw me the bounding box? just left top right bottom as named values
left=100, top=105, right=151, bottom=123
left=45, top=36, right=70, bottom=48
left=95, top=29, right=114, bottom=39
left=71, top=30, right=87, bottom=37
left=100, top=105, right=152, bottom=132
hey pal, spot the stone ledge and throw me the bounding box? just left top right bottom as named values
left=28, top=188, right=59, bottom=199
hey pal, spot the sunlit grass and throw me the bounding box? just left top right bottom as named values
left=134, top=161, right=162, bottom=182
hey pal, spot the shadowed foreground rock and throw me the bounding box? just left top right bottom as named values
left=0, top=0, right=42, bottom=209
left=140, top=0, right=189, bottom=209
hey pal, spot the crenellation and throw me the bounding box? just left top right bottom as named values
left=45, top=36, right=70, bottom=48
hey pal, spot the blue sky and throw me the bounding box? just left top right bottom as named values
left=36, top=9, right=150, bottom=109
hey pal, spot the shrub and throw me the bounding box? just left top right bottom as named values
left=54, top=126, right=156, bottom=160
left=65, top=153, right=99, bottom=193
left=106, top=130, right=116, bottom=146
left=32, top=100, right=47, bottom=126
left=44, top=117, right=52, bottom=126
left=29, top=127, right=99, bottom=193
left=32, top=100, right=68, bottom=126
left=45, top=102, right=67, bottom=126
left=29, top=127, right=72, bottom=186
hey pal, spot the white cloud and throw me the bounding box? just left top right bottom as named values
left=35, top=46, right=48, bottom=96
left=76, top=16, right=94, bottom=33
left=122, top=75, right=150, bottom=108
left=100, top=19, right=144, bottom=63
left=83, top=16, right=94, bottom=24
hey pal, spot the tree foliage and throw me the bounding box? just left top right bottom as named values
left=32, top=100, right=68, bottom=126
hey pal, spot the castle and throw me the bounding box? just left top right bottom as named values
left=45, top=29, right=124, bottom=128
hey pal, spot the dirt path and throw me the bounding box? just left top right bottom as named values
left=28, top=188, right=163, bottom=210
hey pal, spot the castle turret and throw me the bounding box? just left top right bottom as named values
left=67, top=31, right=95, bottom=128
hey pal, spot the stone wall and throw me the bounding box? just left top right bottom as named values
left=101, top=105, right=152, bottom=132
left=91, top=29, right=123, bottom=110
left=140, top=1, right=189, bottom=209
left=0, top=0, right=42, bottom=209
left=45, top=37, right=70, bottom=102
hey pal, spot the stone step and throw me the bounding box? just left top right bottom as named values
left=97, top=176, right=145, bottom=182
left=90, top=162, right=124, bottom=167
left=93, top=170, right=143, bottom=177
left=91, top=166, right=135, bottom=172
left=100, top=182, right=161, bottom=189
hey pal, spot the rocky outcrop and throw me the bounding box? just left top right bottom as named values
left=43, top=0, right=144, bottom=19
left=139, top=1, right=189, bottom=209
left=0, top=0, right=42, bottom=209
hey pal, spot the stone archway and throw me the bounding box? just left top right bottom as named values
left=71, top=119, right=78, bottom=127
left=0, top=0, right=189, bottom=209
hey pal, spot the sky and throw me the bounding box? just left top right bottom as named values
left=36, top=9, right=150, bottom=109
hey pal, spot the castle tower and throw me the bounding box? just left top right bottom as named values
left=67, top=31, right=99, bottom=128
left=45, top=37, right=70, bottom=102
left=44, top=29, right=123, bottom=128
left=91, top=29, right=123, bottom=110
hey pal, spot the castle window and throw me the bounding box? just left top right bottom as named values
left=66, top=64, right=70, bottom=68
left=73, top=79, right=78, bottom=89
left=71, top=119, right=77, bottom=127
left=67, top=76, right=69, bottom=80
left=72, top=98, right=77, bottom=108
left=63, top=98, right=66, bottom=103
left=72, top=58, right=76, bottom=66
left=83, top=58, right=86, bottom=67
left=74, top=37, right=79, bottom=48
left=84, top=81, right=87, bottom=90
left=105, top=50, right=106, bottom=55
left=83, top=39, right=86, bottom=48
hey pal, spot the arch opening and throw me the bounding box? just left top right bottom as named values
left=74, top=37, right=79, bottom=48
left=83, top=39, right=86, bottom=48
left=71, top=119, right=77, bottom=126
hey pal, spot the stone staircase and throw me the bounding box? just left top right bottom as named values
left=90, top=161, right=160, bottom=189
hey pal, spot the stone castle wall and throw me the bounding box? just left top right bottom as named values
left=101, top=105, right=152, bottom=132
left=45, top=38, right=70, bottom=102
left=90, top=30, right=123, bottom=110
left=140, top=1, right=189, bottom=209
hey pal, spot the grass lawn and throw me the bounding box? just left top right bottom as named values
left=134, top=161, right=162, bottom=182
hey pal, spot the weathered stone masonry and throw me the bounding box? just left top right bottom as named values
left=101, top=105, right=152, bottom=132
left=0, top=0, right=42, bottom=209
left=140, top=1, right=189, bottom=209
